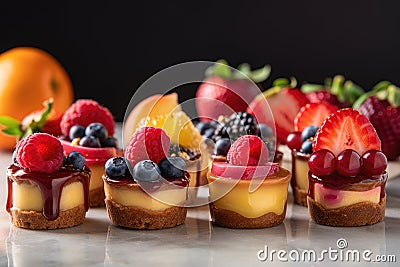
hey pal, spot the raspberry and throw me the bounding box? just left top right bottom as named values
left=227, top=135, right=269, bottom=166
left=60, top=99, right=115, bottom=138
left=124, top=127, right=170, bottom=168
left=16, top=133, right=64, bottom=173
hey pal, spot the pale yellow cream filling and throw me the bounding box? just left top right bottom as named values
left=87, top=163, right=105, bottom=191
left=104, top=183, right=187, bottom=211
left=294, top=157, right=309, bottom=191
left=208, top=169, right=291, bottom=218
left=12, top=182, right=84, bottom=212
left=314, top=183, right=381, bottom=209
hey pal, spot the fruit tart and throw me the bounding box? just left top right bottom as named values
left=199, top=112, right=283, bottom=165
left=59, top=99, right=120, bottom=207
left=307, top=108, right=387, bottom=227
left=104, top=127, right=189, bottom=229
left=287, top=102, right=337, bottom=206
left=207, top=135, right=291, bottom=228
left=6, top=133, right=91, bottom=229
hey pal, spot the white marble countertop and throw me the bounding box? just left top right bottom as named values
left=0, top=128, right=399, bottom=266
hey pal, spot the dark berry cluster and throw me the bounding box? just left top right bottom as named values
left=62, top=151, right=86, bottom=171
left=287, top=125, right=319, bottom=154
left=308, top=149, right=387, bottom=177
left=69, top=122, right=117, bottom=148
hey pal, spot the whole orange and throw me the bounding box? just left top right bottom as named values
left=0, top=47, right=74, bottom=150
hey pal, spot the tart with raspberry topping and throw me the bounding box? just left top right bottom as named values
left=6, top=133, right=91, bottom=229
left=59, top=99, right=120, bottom=207
left=103, top=127, right=189, bottom=229
left=307, top=108, right=387, bottom=226
left=287, top=102, right=338, bottom=206
left=207, top=135, right=291, bottom=228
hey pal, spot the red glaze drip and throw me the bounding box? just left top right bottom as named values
left=308, top=171, right=387, bottom=199
left=6, top=164, right=91, bottom=221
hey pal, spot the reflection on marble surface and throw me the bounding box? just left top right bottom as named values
left=0, top=131, right=400, bottom=266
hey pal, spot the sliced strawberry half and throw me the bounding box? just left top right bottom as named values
left=313, top=108, right=381, bottom=156
left=294, top=102, right=338, bottom=131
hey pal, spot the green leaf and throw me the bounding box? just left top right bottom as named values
left=248, top=65, right=271, bottom=83
left=2, top=127, right=23, bottom=137
left=22, top=127, right=33, bottom=139
left=237, top=63, right=251, bottom=76
left=353, top=90, right=377, bottom=109
left=0, top=116, right=21, bottom=128
left=35, top=98, right=53, bottom=129
left=372, top=81, right=391, bottom=92
left=343, top=81, right=364, bottom=105
left=301, top=83, right=324, bottom=93
left=205, top=59, right=231, bottom=79
left=388, top=85, right=400, bottom=107
left=273, top=78, right=290, bottom=87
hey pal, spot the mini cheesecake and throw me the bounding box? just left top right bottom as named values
left=103, top=173, right=189, bottom=229
left=290, top=150, right=310, bottom=206
left=207, top=162, right=291, bottom=228
left=62, top=140, right=120, bottom=207
left=307, top=171, right=387, bottom=226
left=6, top=164, right=91, bottom=230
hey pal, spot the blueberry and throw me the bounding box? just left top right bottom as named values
left=132, top=160, right=161, bottom=182
left=79, top=136, right=101, bottom=148
left=258, top=124, right=273, bottom=138
left=196, top=121, right=215, bottom=135
left=214, top=138, right=231, bottom=156
left=301, top=126, right=319, bottom=142
left=203, top=128, right=215, bottom=139
left=102, top=137, right=118, bottom=147
left=85, top=122, right=108, bottom=142
left=69, top=125, right=85, bottom=141
left=301, top=140, right=313, bottom=154
left=105, top=157, right=129, bottom=178
left=66, top=151, right=86, bottom=170
left=158, top=157, right=186, bottom=178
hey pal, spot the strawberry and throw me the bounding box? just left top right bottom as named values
left=313, top=108, right=381, bottom=156
left=196, top=60, right=270, bottom=121
left=294, top=102, right=338, bottom=131
left=248, top=87, right=309, bottom=144
left=305, top=90, right=345, bottom=108
left=355, top=82, right=400, bottom=160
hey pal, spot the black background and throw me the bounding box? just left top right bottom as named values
left=1, top=1, right=400, bottom=121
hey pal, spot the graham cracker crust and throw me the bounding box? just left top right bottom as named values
left=293, top=185, right=308, bottom=207
left=105, top=199, right=187, bottom=229
left=90, top=186, right=105, bottom=207
left=209, top=202, right=287, bottom=229
left=9, top=205, right=86, bottom=230
left=307, top=196, right=386, bottom=227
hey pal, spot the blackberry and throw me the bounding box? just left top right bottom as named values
left=168, top=144, right=200, bottom=161
left=212, top=112, right=258, bottom=141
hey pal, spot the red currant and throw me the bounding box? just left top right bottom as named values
left=308, top=149, right=336, bottom=176
left=361, top=150, right=387, bottom=176
left=336, top=149, right=361, bottom=177
left=286, top=132, right=302, bottom=151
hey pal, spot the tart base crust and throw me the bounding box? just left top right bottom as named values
left=307, top=196, right=386, bottom=227
left=90, top=186, right=105, bottom=207
left=105, top=199, right=187, bottom=229
left=293, top=185, right=308, bottom=207
left=9, top=205, right=86, bottom=230
left=209, top=202, right=287, bottom=229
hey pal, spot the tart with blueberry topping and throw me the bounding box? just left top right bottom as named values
left=103, top=127, right=189, bottom=229
left=207, top=135, right=291, bottom=229
left=59, top=99, right=120, bottom=207
left=287, top=102, right=337, bottom=206
left=6, top=133, right=91, bottom=229
left=307, top=108, right=387, bottom=227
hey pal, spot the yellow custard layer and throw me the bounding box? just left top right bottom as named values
left=87, top=163, right=105, bottom=190
left=313, top=183, right=381, bottom=209
left=207, top=168, right=291, bottom=218
left=12, top=182, right=84, bottom=212
left=294, top=156, right=309, bottom=191
left=104, top=182, right=187, bottom=211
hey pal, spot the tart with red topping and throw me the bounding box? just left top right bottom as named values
left=307, top=108, right=387, bottom=226
left=59, top=99, right=120, bottom=207
left=207, top=135, right=291, bottom=228
left=103, top=127, right=189, bottom=229
left=6, top=133, right=91, bottom=229
left=287, top=102, right=337, bottom=206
